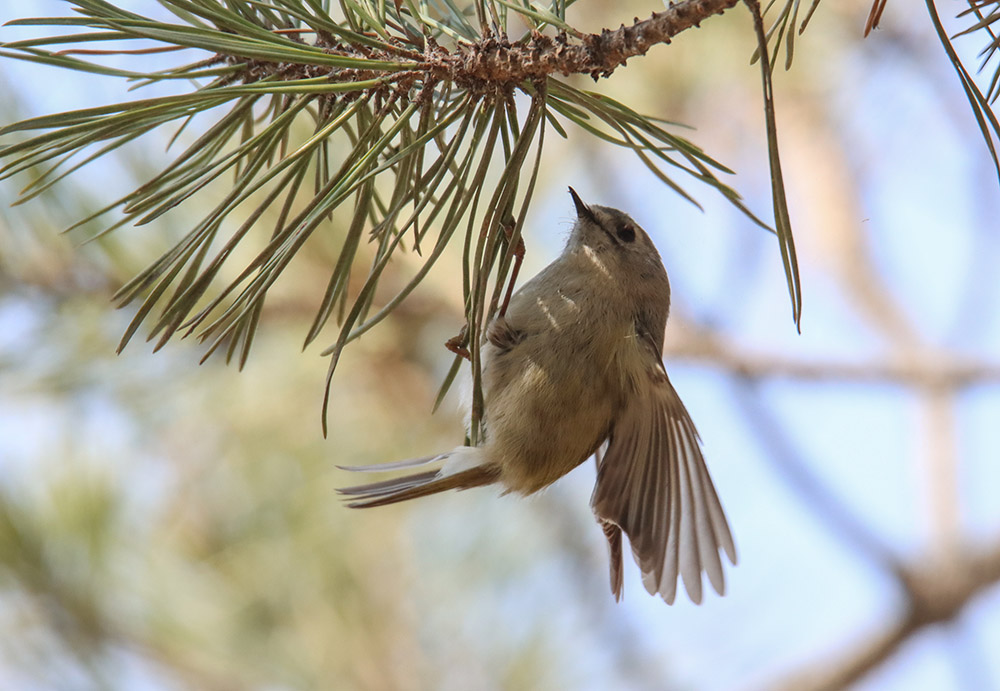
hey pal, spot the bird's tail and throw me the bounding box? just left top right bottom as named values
left=337, top=447, right=499, bottom=508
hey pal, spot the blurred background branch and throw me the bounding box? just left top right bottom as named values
left=776, top=538, right=1000, bottom=691
left=667, top=324, right=1000, bottom=387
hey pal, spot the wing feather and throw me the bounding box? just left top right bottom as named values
left=591, top=352, right=736, bottom=605
left=647, top=405, right=668, bottom=589
left=695, top=450, right=738, bottom=564
left=674, top=414, right=702, bottom=604
left=682, top=415, right=725, bottom=596
left=661, top=411, right=682, bottom=604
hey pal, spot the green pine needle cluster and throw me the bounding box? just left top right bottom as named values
left=6, top=0, right=997, bottom=430
left=1, top=1, right=775, bottom=434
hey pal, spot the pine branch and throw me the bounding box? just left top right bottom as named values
left=0, top=0, right=805, bottom=429
left=179, top=1, right=744, bottom=88
left=435, top=0, right=741, bottom=82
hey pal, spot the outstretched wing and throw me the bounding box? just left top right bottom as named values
left=591, top=345, right=736, bottom=605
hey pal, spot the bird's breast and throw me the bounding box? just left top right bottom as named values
left=478, top=284, right=634, bottom=494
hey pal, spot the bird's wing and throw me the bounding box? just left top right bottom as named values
left=590, top=339, right=736, bottom=605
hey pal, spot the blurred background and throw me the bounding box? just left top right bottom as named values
left=2, top=0, right=1000, bottom=689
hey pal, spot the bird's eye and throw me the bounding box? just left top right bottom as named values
left=616, top=222, right=636, bottom=243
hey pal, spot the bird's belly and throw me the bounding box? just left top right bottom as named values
left=482, top=341, right=620, bottom=495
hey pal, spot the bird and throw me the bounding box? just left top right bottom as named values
left=339, top=187, right=736, bottom=604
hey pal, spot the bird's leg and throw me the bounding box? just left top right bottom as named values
left=445, top=324, right=470, bottom=360
left=499, top=220, right=525, bottom=318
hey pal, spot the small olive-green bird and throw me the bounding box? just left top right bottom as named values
left=340, top=188, right=736, bottom=604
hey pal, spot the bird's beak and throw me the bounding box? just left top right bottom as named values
left=568, top=186, right=595, bottom=222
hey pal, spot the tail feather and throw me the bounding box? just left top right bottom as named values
left=337, top=470, right=441, bottom=498
left=339, top=464, right=500, bottom=509
left=337, top=454, right=443, bottom=473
